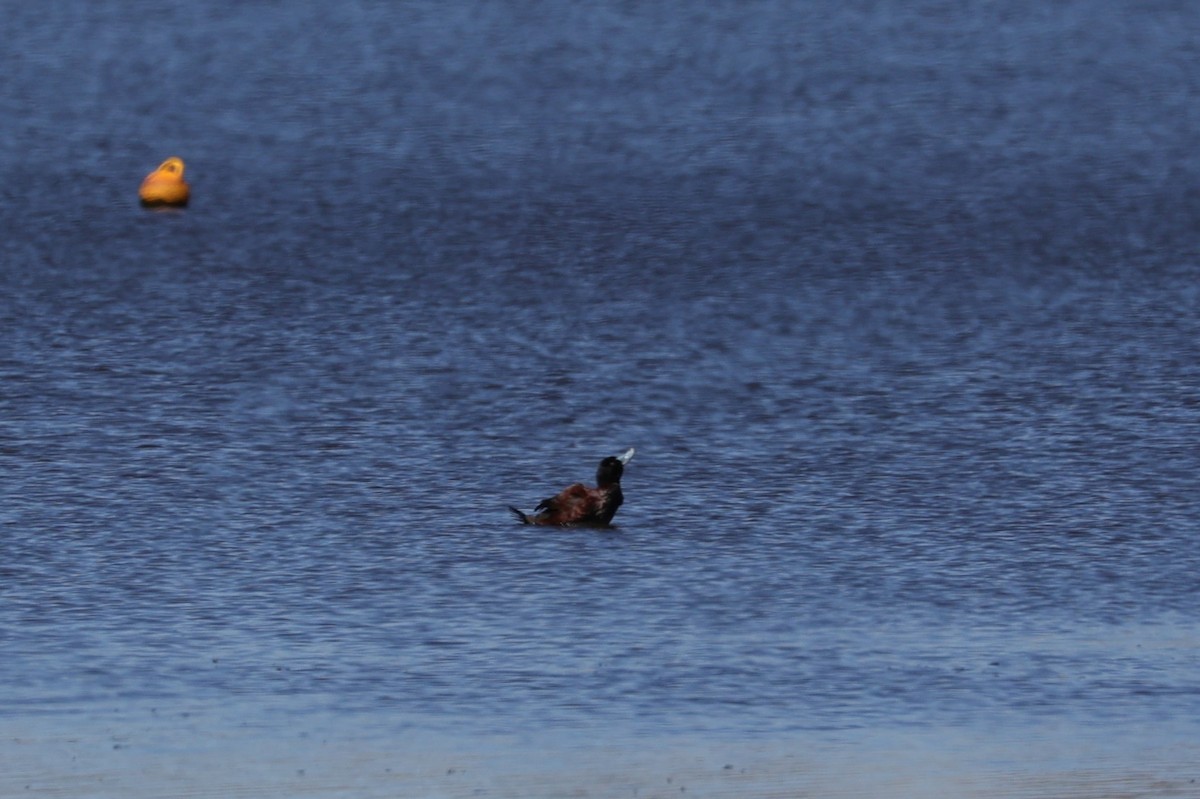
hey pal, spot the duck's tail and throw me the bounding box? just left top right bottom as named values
left=508, top=506, right=531, bottom=524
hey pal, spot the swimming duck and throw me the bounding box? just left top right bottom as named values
left=509, top=448, right=634, bottom=526
left=139, top=157, right=190, bottom=207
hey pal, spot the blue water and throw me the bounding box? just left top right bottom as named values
left=3, top=1, right=1200, bottom=795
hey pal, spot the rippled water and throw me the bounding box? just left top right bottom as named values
left=3, top=1, right=1200, bottom=796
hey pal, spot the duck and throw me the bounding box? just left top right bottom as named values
left=509, top=448, right=634, bottom=526
left=139, top=157, right=190, bottom=207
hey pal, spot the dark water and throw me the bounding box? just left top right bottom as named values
left=3, top=1, right=1200, bottom=795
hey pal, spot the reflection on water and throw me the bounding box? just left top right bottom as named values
left=3, top=0, right=1200, bottom=795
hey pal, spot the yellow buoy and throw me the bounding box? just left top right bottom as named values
left=139, top=157, right=190, bottom=207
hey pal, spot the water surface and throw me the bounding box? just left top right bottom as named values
left=2, top=1, right=1199, bottom=796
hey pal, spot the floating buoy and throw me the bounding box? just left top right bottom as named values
left=139, top=157, right=190, bottom=207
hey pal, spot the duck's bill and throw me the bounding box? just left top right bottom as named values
left=617, top=447, right=635, bottom=464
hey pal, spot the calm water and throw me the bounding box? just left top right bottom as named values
left=3, top=1, right=1200, bottom=796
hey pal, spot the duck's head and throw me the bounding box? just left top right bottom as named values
left=596, top=447, right=635, bottom=486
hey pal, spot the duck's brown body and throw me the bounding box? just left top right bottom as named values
left=509, top=449, right=633, bottom=526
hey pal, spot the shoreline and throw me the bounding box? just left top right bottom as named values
left=4, top=711, right=1196, bottom=799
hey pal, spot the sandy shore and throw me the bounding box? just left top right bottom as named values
left=3, top=713, right=1197, bottom=799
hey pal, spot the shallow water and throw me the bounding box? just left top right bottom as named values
left=3, top=1, right=1200, bottom=796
